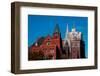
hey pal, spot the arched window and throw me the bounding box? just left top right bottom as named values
left=47, top=41, right=50, bottom=45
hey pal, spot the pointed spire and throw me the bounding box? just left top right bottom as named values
left=54, top=23, right=60, bottom=34
left=67, top=24, right=69, bottom=34
left=64, top=24, right=69, bottom=46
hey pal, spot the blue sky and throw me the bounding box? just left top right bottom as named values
left=28, top=15, right=88, bottom=58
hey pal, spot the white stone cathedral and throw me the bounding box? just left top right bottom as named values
left=63, top=24, right=85, bottom=59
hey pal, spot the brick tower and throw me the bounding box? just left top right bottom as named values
left=52, top=24, right=63, bottom=59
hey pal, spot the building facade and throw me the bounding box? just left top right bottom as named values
left=28, top=24, right=85, bottom=60
left=29, top=24, right=63, bottom=60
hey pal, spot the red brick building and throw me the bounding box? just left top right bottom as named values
left=29, top=24, right=63, bottom=60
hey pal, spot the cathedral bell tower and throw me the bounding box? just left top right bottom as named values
left=52, top=24, right=62, bottom=59
left=53, top=24, right=60, bottom=38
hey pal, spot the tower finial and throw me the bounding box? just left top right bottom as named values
left=72, top=22, right=76, bottom=32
